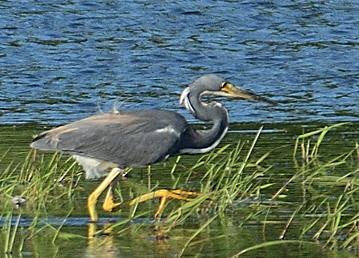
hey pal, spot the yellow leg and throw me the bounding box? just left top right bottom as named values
left=88, top=222, right=114, bottom=239
left=88, top=223, right=97, bottom=239
left=129, top=189, right=200, bottom=218
left=155, top=196, right=168, bottom=218
left=169, top=189, right=200, bottom=197
left=102, top=183, right=121, bottom=212
left=87, top=168, right=122, bottom=222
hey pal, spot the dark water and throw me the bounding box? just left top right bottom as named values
left=0, top=1, right=358, bottom=125
left=0, top=123, right=358, bottom=257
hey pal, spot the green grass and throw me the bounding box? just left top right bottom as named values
left=0, top=151, right=82, bottom=218
left=2, top=212, right=21, bottom=254
left=0, top=123, right=358, bottom=256
left=161, top=127, right=272, bottom=229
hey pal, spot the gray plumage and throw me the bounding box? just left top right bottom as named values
left=31, top=74, right=272, bottom=179
left=31, top=110, right=188, bottom=168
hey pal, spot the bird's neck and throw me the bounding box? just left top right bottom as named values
left=179, top=91, right=229, bottom=154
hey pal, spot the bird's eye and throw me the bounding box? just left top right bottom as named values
left=221, top=82, right=228, bottom=89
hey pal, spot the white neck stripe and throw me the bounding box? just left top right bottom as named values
left=179, top=126, right=228, bottom=154
left=180, top=87, right=195, bottom=114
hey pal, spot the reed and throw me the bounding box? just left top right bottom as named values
left=0, top=123, right=357, bottom=256
left=157, top=127, right=273, bottom=245
left=293, top=122, right=349, bottom=162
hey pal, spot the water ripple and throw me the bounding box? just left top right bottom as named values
left=0, top=0, right=358, bottom=124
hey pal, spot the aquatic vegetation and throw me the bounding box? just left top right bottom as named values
left=290, top=123, right=359, bottom=251
left=293, top=122, right=351, bottom=162
left=168, top=123, right=359, bottom=256
left=162, top=127, right=272, bottom=227
left=0, top=151, right=82, bottom=217
left=0, top=123, right=358, bottom=257
left=2, top=212, right=22, bottom=254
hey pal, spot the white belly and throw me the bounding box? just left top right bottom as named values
left=72, top=155, right=117, bottom=179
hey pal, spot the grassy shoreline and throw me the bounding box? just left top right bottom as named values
left=0, top=122, right=358, bottom=256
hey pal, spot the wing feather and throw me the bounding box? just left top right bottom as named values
left=31, top=111, right=188, bottom=167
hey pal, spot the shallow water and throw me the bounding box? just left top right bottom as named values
left=0, top=1, right=358, bottom=125
left=0, top=123, right=358, bottom=257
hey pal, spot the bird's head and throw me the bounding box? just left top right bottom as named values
left=180, top=74, right=275, bottom=113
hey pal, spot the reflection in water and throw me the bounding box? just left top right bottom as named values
left=86, top=223, right=120, bottom=258
left=86, top=222, right=175, bottom=258
left=0, top=124, right=357, bottom=257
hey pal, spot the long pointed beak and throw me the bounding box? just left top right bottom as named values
left=220, top=83, right=276, bottom=105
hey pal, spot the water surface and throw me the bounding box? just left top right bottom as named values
left=0, top=1, right=358, bottom=124
left=0, top=123, right=358, bottom=257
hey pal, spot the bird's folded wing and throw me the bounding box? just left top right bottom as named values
left=31, top=112, right=187, bottom=167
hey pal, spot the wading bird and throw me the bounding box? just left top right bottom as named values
left=31, top=74, right=273, bottom=222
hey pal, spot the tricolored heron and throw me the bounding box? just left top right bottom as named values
left=30, top=74, right=273, bottom=222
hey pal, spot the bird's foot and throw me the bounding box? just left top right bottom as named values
left=102, top=187, right=121, bottom=212
left=87, top=167, right=124, bottom=222
left=129, top=189, right=200, bottom=218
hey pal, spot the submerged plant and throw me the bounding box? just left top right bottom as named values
left=153, top=127, right=273, bottom=231
left=293, top=122, right=350, bottom=162
left=2, top=212, right=22, bottom=254
left=0, top=123, right=358, bottom=256
left=0, top=150, right=83, bottom=226
left=276, top=123, right=359, bottom=252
